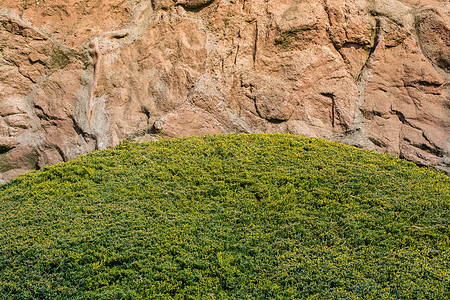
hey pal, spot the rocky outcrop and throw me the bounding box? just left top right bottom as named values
left=0, top=0, right=449, bottom=183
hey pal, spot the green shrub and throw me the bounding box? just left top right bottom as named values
left=0, top=134, right=449, bottom=299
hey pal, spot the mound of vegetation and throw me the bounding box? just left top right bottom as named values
left=0, top=134, right=449, bottom=299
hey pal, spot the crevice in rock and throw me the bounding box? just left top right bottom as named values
left=369, top=137, right=387, bottom=148
left=266, top=119, right=286, bottom=125
left=176, top=0, right=215, bottom=12
left=68, top=115, right=94, bottom=142
left=415, top=142, right=443, bottom=157
left=399, top=152, right=429, bottom=168
left=253, top=21, right=258, bottom=65
left=34, top=159, right=41, bottom=170
left=254, top=101, right=291, bottom=124
left=149, top=124, right=159, bottom=134
left=390, top=109, right=421, bottom=132
left=140, top=106, right=151, bottom=120
left=391, top=109, right=442, bottom=156
left=18, top=70, right=39, bottom=83
left=2, top=56, right=19, bottom=68
left=1, top=18, right=29, bottom=37
left=0, top=145, right=14, bottom=155
left=54, top=146, right=67, bottom=162
left=409, top=80, right=443, bottom=88
left=241, top=78, right=256, bottom=100
left=391, top=109, right=410, bottom=126
left=413, top=14, right=426, bottom=53
left=420, top=132, right=444, bottom=156
left=321, top=92, right=336, bottom=128
left=360, top=109, right=385, bottom=120
left=403, top=133, right=444, bottom=157
left=69, top=115, right=84, bottom=136
left=356, top=18, right=380, bottom=83
left=1, top=112, right=18, bottom=118
left=234, top=44, right=240, bottom=65
left=404, top=80, right=443, bottom=96
left=234, top=28, right=241, bottom=66
left=34, top=105, right=64, bottom=121
left=323, top=0, right=333, bottom=26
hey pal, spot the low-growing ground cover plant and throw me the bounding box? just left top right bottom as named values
left=0, top=133, right=449, bottom=299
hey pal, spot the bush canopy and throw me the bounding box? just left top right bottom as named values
left=0, top=134, right=449, bottom=299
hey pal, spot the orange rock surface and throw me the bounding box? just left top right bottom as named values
left=1, top=0, right=449, bottom=182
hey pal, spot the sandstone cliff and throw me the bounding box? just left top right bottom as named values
left=0, top=0, right=449, bottom=183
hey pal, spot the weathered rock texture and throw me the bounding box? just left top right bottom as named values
left=0, top=0, right=449, bottom=183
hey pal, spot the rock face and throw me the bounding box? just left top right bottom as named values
left=0, top=0, right=449, bottom=183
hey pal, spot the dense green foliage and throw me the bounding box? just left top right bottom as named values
left=0, top=134, right=449, bottom=299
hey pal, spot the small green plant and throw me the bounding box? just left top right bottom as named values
left=274, top=27, right=316, bottom=49
left=49, top=45, right=71, bottom=71
left=0, top=134, right=449, bottom=299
